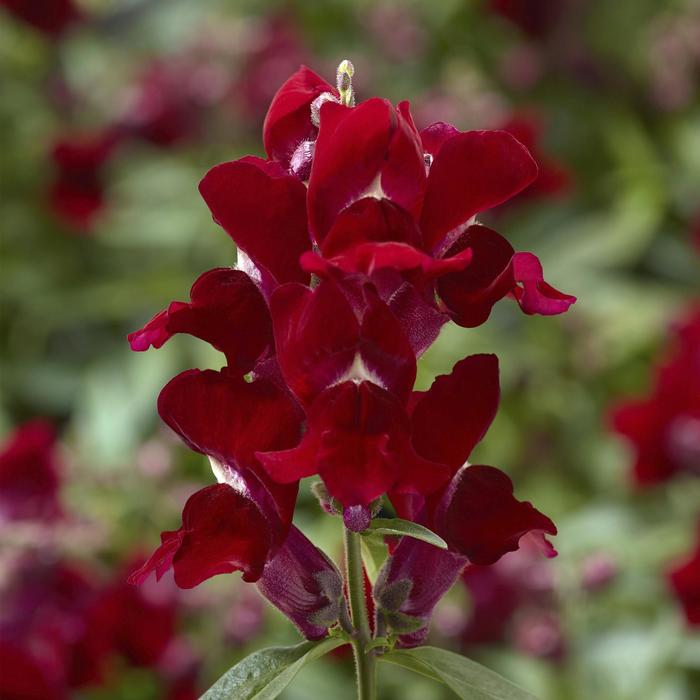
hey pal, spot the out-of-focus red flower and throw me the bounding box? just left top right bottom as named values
left=48, top=130, right=119, bottom=231
left=237, top=16, right=311, bottom=125
left=488, top=0, right=563, bottom=40
left=668, top=521, right=700, bottom=626
left=611, top=305, right=700, bottom=485
left=0, top=420, right=62, bottom=522
left=1, top=0, right=82, bottom=37
left=499, top=113, right=572, bottom=205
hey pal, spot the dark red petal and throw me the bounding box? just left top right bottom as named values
left=308, top=99, right=425, bottom=243
left=419, top=121, right=459, bottom=158
left=411, top=355, right=500, bottom=471
left=359, top=287, right=417, bottom=404
left=420, top=131, right=538, bottom=251
left=257, top=526, right=344, bottom=639
left=2, top=0, right=83, bottom=36
left=387, top=282, right=448, bottom=358
left=270, top=281, right=359, bottom=405
left=157, top=368, right=301, bottom=474
left=259, top=381, right=448, bottom=508
left=435, top=465, right=557, bottom=565
left=128, top=268, right=272, bottom=373
left=263, top=65, right=334, bottom=167
left=130, top=484, right=273, bottom=588
left=511, top=252, right=576, bottom=316
left=199, top=158, right=310, bottom=286
left=436, top=225, right=515, bottom=328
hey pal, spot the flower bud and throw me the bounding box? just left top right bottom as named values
left=374, top=538, right=466, bottom=647
left=256, top=526, right=345, bottom=640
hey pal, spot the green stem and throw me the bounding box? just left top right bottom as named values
left=344, top=527, right=377, bottom=700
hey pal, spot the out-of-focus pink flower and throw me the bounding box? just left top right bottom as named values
left=0, top=420, right=62, bottom=523
left=366, top=4, right=426, bottom=61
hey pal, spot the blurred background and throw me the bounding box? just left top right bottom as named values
left=1, top=1, right=699, bottom=698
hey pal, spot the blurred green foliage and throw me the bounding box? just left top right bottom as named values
left=1, top=1, right=699, bottom=699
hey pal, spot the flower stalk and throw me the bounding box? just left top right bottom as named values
left=344, top=526, right=376, bottom=700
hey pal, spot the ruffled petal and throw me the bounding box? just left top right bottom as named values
left=434, top=465, right=557, bottom=565
left=129, top=483, right=273, bottom=587
left=128, top=268, right=272, bottom=373
left=199, top=157, right=310, bottom=286
left=511, top=252, right=576, bottom=315
left=420, top=130, right=538, bottom=251
left=410, top=355, right=500, bottom=472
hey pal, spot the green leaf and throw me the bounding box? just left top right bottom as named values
left=366, top=518, right=448, bottom=549
left=360, top=532, right=388, bottom=583
left=380, top=646, right=538, bottom=700
left=201, top=637, right=346, bottom=700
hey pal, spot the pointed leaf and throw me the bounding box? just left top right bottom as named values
left=201, top=637, right=345, bottom=700
left=380, top=646, right=537, bottom=700
left=366, top=518, right=448, bottom=549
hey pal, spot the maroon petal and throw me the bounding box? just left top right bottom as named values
left=270, top=280, right=416, bottom=405
left=511, top=252, right=576, bottom=316
left=308, top=98, right=425, bottom=243
left=259, top=381, right=448, bottom=508
left=199, top=157, right=310, bottom=286
left=436, top=225, right=516, bottom=328
left=129, top=484, right=273, bottom=587
left=157, top=369, right=301, bottom=468
left=434, top=465, right=557, bottom=565
left=410, top=355, right=500, bottom=472
left=157, top=369, right=301, bottom=534
left=420, top=131, right=538, bottom=251
left=270, top=281, right=359, bottom=405
left=263, top=65, right=334, bottom=169
left=128, top=268, right=272, bottom=373
left=257, top=526, right=344, bottom=639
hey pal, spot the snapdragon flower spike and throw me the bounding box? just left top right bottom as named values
left=269, top=279, right=416, bottom=406
left=128, top=483, right=272, bottom=587
left=199, top=156, right=311, bottom=289
left=258, top=380, right=450, bottom=529
left=257, top=526, right=345, bottom=640
left=128, top=268, right=273, bottom=374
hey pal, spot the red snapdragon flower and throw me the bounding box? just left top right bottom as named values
left=129, top=62, right=570, bottom=643
left=611, top=305, right=700, bottom=485
left=0, top=420, right=62, bottom=522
